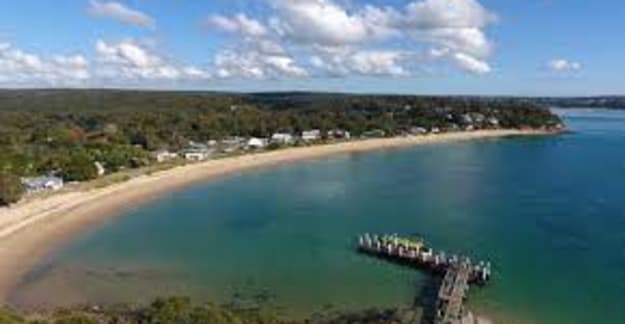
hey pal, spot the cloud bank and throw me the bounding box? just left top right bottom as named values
left=208, top=0, right=498, bottom=79
left=0, top=43, right=90, bottom=85
left=1, top=0, right=508, bottom=86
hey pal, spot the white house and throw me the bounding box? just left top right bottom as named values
left=302, top=129, right=321, bottom=141
left=409, top=127, right=428, bottom=135
left=488, top=117, right=500, bottom=127
left=21, top=176, right=64, bottom=194
left=182, top=148, right=213, bottom=161
left=271, top=133, right=294, bottom=145
left=327, top=129, right=351, bottom=140
left=154, top=150, right=179, bottom=163
left=247, top=137, right=268, bottom=149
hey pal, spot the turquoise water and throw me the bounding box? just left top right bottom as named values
left=12, top=109, right=625, bottom=323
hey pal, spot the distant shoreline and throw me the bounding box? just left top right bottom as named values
left=0, top=129, right=558, bottom=303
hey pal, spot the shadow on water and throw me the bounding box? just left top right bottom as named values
left=354, top=250, right=442, bottom=324
left=414, top=275, right=442, bottom=324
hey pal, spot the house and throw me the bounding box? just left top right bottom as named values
left=182, top=141, right=216, bottom=161
left=409, top=127, right=428, bottom=135
left=182, top=148, right=214, bottom=161
left=474, top=113, right=486, bottom=123
left=487, top=117, right=500, bottom=127
left=247, top=137, right=268, bottom=149
left=271, top=133, right=295, bottom=145
left=301, top=129, right=322, bottom=141
left=21, top=176, right=64, bottom=194
left=219, top=137, right=244, bottom=153
left=154, top=150, right=179, bottom=163
left=327, top=129, right=351, bottom=140
left=188, top=141, right=212, bottom=150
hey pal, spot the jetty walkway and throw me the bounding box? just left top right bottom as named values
left=357, top=233, right=492, bottom=324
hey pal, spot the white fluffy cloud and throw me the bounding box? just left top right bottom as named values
left=95, top=40, right=210, bottom=81
left=0, top=40, right=211, bottom=86
left=206, top=14, right=269, bottom=38
left=268, top=0, right=383, bottom=46
left=0, top=43, right=90, bottom=85
left=96, top=40, right=161, bottom=68
left=206, top=13, right=307, bottom=79
left=0, top=0, right=501, bottom=86
left=208, top=0, right=497, bottom=77
left=215, top=47, right=307, bottom=79
left=548, top=59, right=582, bottom=72
left=311, top=48, right=409, bottom=77
left=402, top=0, right=496, bottom=29
left=88, top=0, right=155, bottom=28
left=451, top=52, right=491, bottom=75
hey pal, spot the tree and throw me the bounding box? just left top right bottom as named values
left=61, top=151, right=98, bottom=182
left=0, top=172, right=24, bottom=206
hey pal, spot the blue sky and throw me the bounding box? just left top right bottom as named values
left=0, top=0, right=623, bottom=95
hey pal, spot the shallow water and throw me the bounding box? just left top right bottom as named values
left=12, top=109, right=625, bottom=323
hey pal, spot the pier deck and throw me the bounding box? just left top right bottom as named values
left=437, top=261, right=472, bottom=323
left=356, top=233, right=491, bottom=324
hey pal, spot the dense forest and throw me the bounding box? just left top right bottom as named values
left=0, top=90, right=562, bottom=205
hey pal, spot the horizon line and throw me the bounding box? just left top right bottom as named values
left=0, top=88, right=623, bottom=99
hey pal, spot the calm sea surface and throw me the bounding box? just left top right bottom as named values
left=12, top=109, right=625, bottom=323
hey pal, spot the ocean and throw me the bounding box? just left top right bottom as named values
left=12, top=109, right=625, bottom=323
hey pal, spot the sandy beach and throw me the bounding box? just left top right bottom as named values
left=0, top=129, right=553, bottom=302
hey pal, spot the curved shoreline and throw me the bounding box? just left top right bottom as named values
left=0, top=129, right=555, bottom=302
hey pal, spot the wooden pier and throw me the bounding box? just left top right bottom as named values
left=437, top=261, right=472, bottom=323
left=356, top=233, right=492, bottom=324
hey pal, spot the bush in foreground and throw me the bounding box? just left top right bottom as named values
left=0, top=172, right=24, bottom=206
left=2, top=296, right=422, bottom=324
